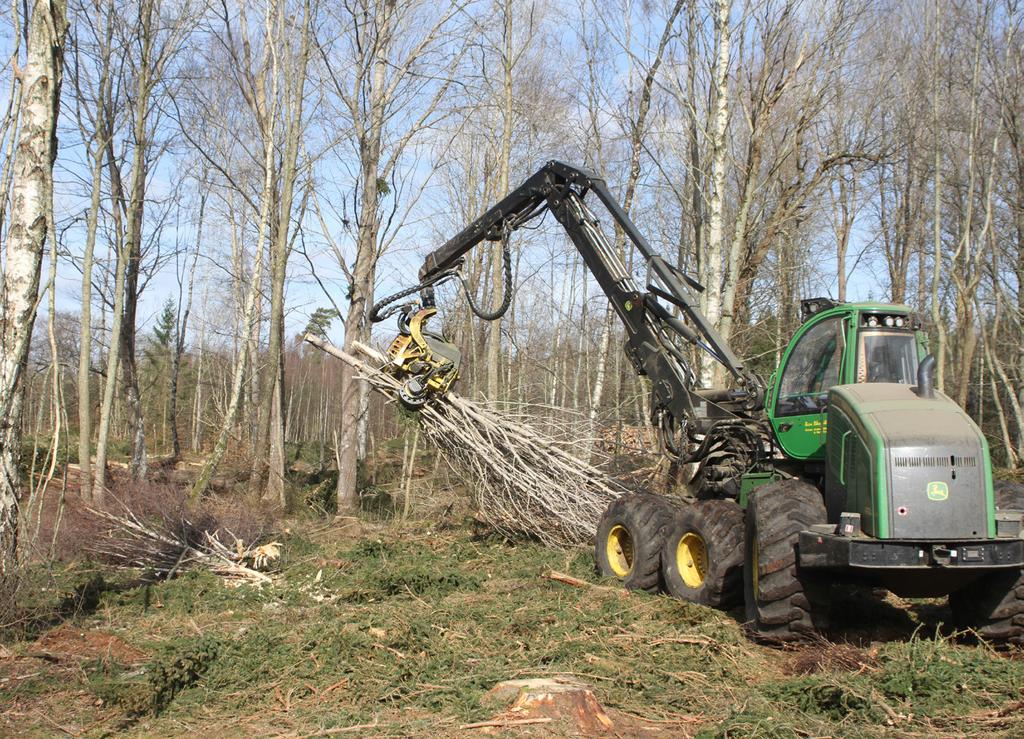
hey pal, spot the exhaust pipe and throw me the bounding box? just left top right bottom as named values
left=916, top=353, right=936, bottom=399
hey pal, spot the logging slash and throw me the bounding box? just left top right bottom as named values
left=303, top=334, right=623, bottom=546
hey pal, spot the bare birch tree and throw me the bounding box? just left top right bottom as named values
left=699, top=0, right=731, bottom=386
left=0, top=0, right=67, bottom=599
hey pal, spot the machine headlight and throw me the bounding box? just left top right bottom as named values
left=867, top=316, right=878, bottom=327
left=884, top=316, right=895, bottom=327
left=895, top=317, right=905, bottom=328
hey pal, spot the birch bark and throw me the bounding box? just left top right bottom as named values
left=700, top=0, right=731, bottom=387
left=0, top=0, right=67, bottom=596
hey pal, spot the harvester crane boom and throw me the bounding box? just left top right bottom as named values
left=415, top=161, right=763, bottom=437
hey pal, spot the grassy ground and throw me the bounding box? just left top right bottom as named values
left=3, top=519, right=1024, bottom=737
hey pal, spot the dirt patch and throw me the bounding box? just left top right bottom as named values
left=33, top=624, right=148, bottom=665
left=785, top=641, right=879, bottom=675
left=0, top=627, right=129, bottom=737
left=0, top=664, right=109, bottom=737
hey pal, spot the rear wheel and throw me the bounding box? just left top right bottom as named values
left=744, top=479, right=829, bottom=642
left=595, top=493, right=673, bottom=592
left=949, top=480, right=1024, bottom=644
left=661, top=500, right=744, bottom=607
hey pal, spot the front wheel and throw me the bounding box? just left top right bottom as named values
left=595, top=493, right=673, bottom=592
left=949, top=480, right=1024, bottom=644
left=661, top=499, right=744, bottom=607
left=949, top=571, right=1024, bottom=645
left=995, top=479, right=1024, bottom=511
left=744, top=479, right=829, bottom=642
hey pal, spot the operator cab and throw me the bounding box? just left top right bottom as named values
left=856, top=315, right=918, bottom=384
left=768, top=300, right=925, bottom=461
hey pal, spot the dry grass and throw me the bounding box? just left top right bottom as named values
left=3, top=519, right=1024, bottom=737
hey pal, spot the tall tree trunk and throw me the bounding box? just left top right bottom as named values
left=77, top=142, right=104, bottom=500
left=191, top=320, right=205, bottom=453
left=93, top=118, right=131, bottom=497
left=94, top=2, right=154, bottom=489
left=92, top=227, right=127, bottom=498
left=835, top=173, right=854, bottom=302
left=259, top=0, right=311, bottom=506
left=486, top=0, right=515, bottom=402
left=117, top=0, right=160, bottom=482
left=0, top=0, right=66, bottom=599
left=701, top=0, right=732, bottom=387
left=169, top=183, right=205, bottom=461
left=588, top=309, right=614, bottom=423
left=930, top=0, right=946, bottom=392
left=685, top=0, right=703, bottom=275
left=589, top=0, right=684, bottom=424
left=120, top=153, right=147, bottom=480
left=337, top=0, right=391, bottom=512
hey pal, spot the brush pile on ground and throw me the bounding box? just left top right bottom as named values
left=89, top=500, right=280, bottom=584
left=305, top=335, right=624, bottom=546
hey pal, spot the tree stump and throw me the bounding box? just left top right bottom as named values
left=478, top=677, right=615, bottom=734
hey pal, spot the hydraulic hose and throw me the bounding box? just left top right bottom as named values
left=460, top=236, right=513, bottom=321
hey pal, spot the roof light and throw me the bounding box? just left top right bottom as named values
left=884, top=316, right=895, bottom=327
left=867, top=316, right=879, bottom=327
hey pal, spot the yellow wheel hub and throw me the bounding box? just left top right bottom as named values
left=606, top=524, right=634, bottom=577
left=676, top=532, right=708, bottom=588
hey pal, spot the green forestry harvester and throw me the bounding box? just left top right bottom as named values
left=369, top=161, right=1024, bottom=643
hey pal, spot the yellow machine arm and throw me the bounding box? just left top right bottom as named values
left=384, top=306, right=461, bottom=409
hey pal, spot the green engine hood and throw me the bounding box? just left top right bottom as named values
left=825, top=383, right=994, bottom=540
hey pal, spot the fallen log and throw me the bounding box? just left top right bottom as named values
left=303, top=334, right=624, bottom=546
left=542, top=570, right=627, bottom=594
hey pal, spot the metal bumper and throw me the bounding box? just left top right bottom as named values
left=798, top=530, right=1024, bottom=570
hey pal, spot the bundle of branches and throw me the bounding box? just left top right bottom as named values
left=304, top=335, right=625, bottom=546
left=89, top=504, right=280, bottom=585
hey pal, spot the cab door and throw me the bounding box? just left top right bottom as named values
left=769, top=315, right=846, bottom=460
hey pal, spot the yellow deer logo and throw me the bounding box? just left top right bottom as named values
left=926, top=481, right=949, bottom=501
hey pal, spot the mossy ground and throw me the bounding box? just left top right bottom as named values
left=3, top=520, right=1024, bottom=737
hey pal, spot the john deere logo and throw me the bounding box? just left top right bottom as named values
left=927, top=482, right=949, bottom=501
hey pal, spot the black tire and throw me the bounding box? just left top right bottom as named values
left=743, top=479, right=829, bottom=642
left=949, top=480, right=1024, bottom=644
left=661, top=499, right=744, bottom=608
left=595, top=493, right=673, bottom=592
left=995, top=480, right=1024, bottom=511
left=949, top=571, right=1024, bottom=644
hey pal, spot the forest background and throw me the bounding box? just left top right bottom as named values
left=0, top=0, right=1022, bottom=566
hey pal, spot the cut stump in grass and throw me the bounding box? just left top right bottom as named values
left=476, top=677, right=703, bottom=735
left=479, top=678, right=615, bottom=734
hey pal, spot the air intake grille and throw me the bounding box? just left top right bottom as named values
left=893, top=455, right=977, bottom=468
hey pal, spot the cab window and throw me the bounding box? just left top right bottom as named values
left=776, top=317, right=844, bottom=417
left=857, top=331, right=918, bottom=383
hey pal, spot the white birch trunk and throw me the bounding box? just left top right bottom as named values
left=700, top=0, right=732, bottom=387
left=0, top=0, right=67, bottom=594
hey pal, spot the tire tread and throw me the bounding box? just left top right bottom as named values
left=595, top=493, right=673, bottom=592
left=744, top=479, right=827, bottom=642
